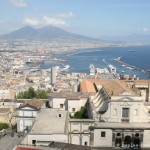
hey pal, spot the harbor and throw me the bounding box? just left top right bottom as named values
left=113, top=57, right=150, bottom=74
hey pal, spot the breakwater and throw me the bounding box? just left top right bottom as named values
left=113, top=57, right=150, bottom=74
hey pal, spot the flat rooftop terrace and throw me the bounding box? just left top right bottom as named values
left=30, top=108, right=68, bottom=135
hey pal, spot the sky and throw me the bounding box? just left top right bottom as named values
left=0, top=0, right=150, bottom=38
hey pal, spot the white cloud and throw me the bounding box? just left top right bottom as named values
left=142, top=28, right=149, bottom=32
left=10, top=0, right=27, bottom=8
left=23, top=18, right=39, bottom=26
left=42, top=16, right=67, bottom=27
left=23, top=16, right=68, bottom=27
left=22, top=11, right=76, bottom=27
left=58, top=12, right=76, bottom=18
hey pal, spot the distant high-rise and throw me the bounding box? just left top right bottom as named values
left=51, top=67, right=56, bottom=85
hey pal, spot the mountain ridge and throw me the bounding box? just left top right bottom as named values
left=0, top=25, right=94, bottom=41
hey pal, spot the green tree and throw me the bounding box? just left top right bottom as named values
left=74, top=107, right=88, bottom=119
left=0, top=123, right=9, bottom=131
left=36, top=89, right=48, bottom=99
left=22, top=91, right=29, bottom=99
left=17, top=91, right=24, bottom=99
left=28, top=87, right=36, bottom=98
left=17, top=87, right=49, bottom=99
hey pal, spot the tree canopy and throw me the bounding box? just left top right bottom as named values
left=74, top=107, right=88, bottom=119
left=0, top=123, right=9, bottom=131
left=17, top=87, right=49, bottom=99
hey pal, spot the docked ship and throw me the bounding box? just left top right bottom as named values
left=108, top=64, right=117, bottom=74
left=60, top=65, right=70, bottom=71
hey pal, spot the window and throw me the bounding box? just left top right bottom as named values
left=60, top=104, right=63, bottom=108
left=101, top=131, right=106, bottom=137
left=72, top=108, right=75, bottom=112
left=32, top=140, right=36, bottom=145
left=58, top=114, right=62, bottom=117
left=122, top=108, right=129, bottom=118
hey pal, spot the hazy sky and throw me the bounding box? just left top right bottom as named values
left=0, top=0, right=150, bottom=37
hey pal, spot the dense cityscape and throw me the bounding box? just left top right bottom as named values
left=0, top=35, right=149, bottom=150
left=1, top=0, right=150, bottom=150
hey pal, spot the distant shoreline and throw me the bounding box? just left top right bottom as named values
left=113, top=57, right=150, bottom=74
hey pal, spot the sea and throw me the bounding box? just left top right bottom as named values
left=40, top=45, right=150, bottom=79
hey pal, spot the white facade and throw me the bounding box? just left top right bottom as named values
left=88, top=80, right=150, bottom=149
left=16, top=106, right=39, bottom=132
left=93, top=129, right=112, bottom=147
left=69, top=119, right=94, bottom=146
left=50, top=98, right=66, bottom=110
left=143, top=130, right=150, bottom=148
left=101, top=97, right=150, bottom=123
left=49, top=92, right=89, bottom=116
left=27, top=134, right=68, bottom=145
left=18, top=80, right=150, bottom=149
left=21, top=109, right=69, bottom=146
left=16, top=101, right=45, bottom=132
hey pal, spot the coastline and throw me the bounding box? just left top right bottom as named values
left=113, top=57, right=150, bottom=74
left=41, top=45, right=150, bottom=79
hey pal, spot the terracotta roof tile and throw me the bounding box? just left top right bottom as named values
left=80, top=80, right=96, bottom=93
left=21, top=99, right=45, bottom=109
left=103, top=80, right=138, bottom=96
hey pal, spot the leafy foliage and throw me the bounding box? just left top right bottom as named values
left=74, top=107, right=88, bottom=119
left=0, top=123, right=9, bottom=131
left=17, top=87, right=49, bottom=99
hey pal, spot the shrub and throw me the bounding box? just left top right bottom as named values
left=74, top=107, right=88, bottom=119
left=0, top=123, right=9, bottom=131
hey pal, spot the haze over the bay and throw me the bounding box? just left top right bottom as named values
left=1, top=0, right=150, bottom=43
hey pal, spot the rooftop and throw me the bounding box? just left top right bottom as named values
left=49, top=92, right=89, bottom=100
left=49, top=141, right=91, bottom=150
left=80, top=80, right=97, bottom=93
left=18, top=99, right=46, bottom=109
left=92, top=122, right=150, bottom=130
left=30, top=109, right=68, bottom=134
left=103, top=80, right=139, bottom=97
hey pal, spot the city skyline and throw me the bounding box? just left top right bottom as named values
left=0, top=0, right=150, bottom=38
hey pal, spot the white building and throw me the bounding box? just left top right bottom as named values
left=88, top=80, right=150, bottom=149
left=96, top=68, right=109, bottom=74
left=49, top=92, right=89, bottom=116
left=108, top=64, right=116, bottom=74
left=21, top=109, right=69, bottom=145
left=69, top=119, right=94, bottom=146
left=16, top=99, right=46, bottom=132
left=17, top=79, right=150, bottom=149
